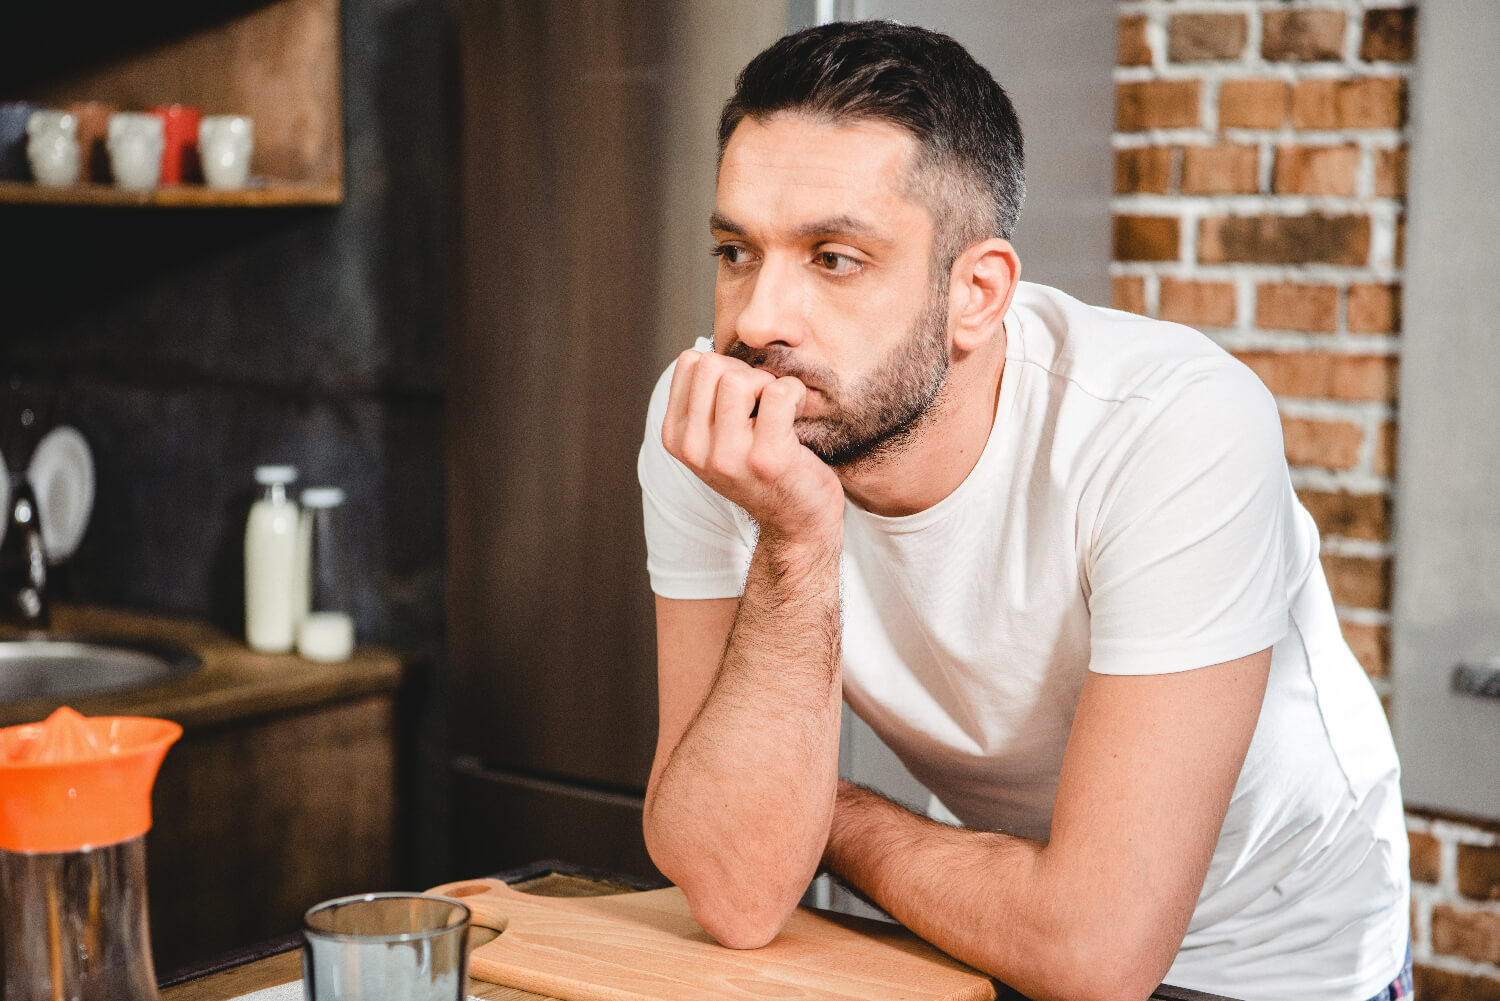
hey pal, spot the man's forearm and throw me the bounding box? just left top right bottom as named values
left=823, top=782, right=1168, bottom=1001
left=644, top=529, right=844, bottom=948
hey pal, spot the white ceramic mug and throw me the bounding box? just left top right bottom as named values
left=26, top=110, right=80, bottom=187
left=198, top=115, right=253, bottom=190
left=107, top=112, right=164, bottom=190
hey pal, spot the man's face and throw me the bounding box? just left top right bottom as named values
left=711, top=113, right=952, bottom=468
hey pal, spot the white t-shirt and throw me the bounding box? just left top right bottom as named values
left=638, top=281, right=1409, bottom=1001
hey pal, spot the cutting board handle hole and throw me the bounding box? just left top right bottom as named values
left=446, top=883, right=492, bottom=897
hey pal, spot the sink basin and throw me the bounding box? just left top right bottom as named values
left=0, top=635, right=203, bottom=702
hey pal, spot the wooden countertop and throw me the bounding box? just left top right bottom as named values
left=0, top=604, right=403, bottom=729
left=158, top=865, right=1239, bottom=1001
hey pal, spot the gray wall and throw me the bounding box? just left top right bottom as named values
left=1391, top=0, right=1500, bottom=819
left=856, top=0, right=1116, bottom=305
left=0, top=0, right=455, bottom=881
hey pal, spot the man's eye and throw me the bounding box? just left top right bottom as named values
left=815, top=251, right=860, bottom=275
left=711, top=244, right=750, bottom=266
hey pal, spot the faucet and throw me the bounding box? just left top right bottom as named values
left=1, top=473, right=49, bottom=629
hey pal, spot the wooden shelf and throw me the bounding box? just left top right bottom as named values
left=0, top=177, right=342, bottom=207
left=4, top=0, right=343, bottom=206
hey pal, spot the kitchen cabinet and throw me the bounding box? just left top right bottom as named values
left=0, top=0, right=342, bottom=206
left=147, top=693, right=399, bottom=972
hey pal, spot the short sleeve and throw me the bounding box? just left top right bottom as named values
left=1085, top=361, right=1297, bottom=675
left=637, top=349, right=757, bottom=599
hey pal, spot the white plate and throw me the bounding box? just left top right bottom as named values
left=27, top=425, right=94, bottom=563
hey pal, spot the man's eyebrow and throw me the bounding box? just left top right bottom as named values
left=709, top=212, right=896, bottom=247
left=709, top=212, right=745, bottom=236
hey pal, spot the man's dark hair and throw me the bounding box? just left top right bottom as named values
left=718, top=20, right=1025, bottom=273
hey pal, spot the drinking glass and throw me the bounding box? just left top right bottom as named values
left=302, top=892, right=470, bottom=1001
left=107, top=113, right=164, bottom=190
left=198, top=114, right=253, bottom=189
left=26, top=110, right=80, bottom=187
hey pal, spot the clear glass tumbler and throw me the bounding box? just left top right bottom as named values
left=302, top=892, right=470, bottom=1001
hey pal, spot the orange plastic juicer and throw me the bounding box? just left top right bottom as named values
left=0, top=706, right=181, bottom=1001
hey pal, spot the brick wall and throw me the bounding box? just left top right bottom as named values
left=1112, top=3, right=1500, bottom=995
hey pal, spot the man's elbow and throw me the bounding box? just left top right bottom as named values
left=1023, top=923, right=1175, bottom=1001
left=685, top=891, right=792, bottom=950
left=643, top=813, right=812, bottom=949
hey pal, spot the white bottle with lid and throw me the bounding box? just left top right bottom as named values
left=244, top=464, right=300, bottom=653
left=296, top=486, right=354, bottom=662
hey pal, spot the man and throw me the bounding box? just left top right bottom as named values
left=636, top=21, right=1409, bottom=1001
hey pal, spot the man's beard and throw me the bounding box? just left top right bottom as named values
left=723, top=286, right=951, bottom=468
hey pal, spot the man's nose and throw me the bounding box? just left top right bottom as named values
left=734, top=257, right=806, bottom=351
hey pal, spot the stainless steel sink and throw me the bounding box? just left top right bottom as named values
left=0, top=635, right=202, bottom=701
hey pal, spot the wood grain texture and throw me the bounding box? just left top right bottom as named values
left=428, top=879, right=998, bottom=1001
left=155, top=871, right=1241, bottom=1001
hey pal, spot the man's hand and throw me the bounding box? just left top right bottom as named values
left=661, top=348, right=844, bottom=544
left=644, top=349, right=849, bottom=950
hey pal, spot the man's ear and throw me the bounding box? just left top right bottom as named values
left=949, top=238, right=1020, bottom=353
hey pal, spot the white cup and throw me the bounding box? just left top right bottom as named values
left=198, top=115, right=253, bottom=190
left=107, top=113, right=164, bottom=190
left=26, top=110, right=80, bottom=187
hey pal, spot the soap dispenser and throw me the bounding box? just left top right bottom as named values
left=244, top=464, right=299, bottom=652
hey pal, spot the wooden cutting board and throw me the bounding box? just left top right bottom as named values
left=427, top=878, right=997, bottom=1001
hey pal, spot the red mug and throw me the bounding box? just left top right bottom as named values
left=147, top=104, right=202, bottom=184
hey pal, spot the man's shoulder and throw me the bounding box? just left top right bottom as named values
left=1009, top=282, right=1247, bottom=406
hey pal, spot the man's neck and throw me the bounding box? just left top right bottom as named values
left=836, top=323, right=1008, bottom=518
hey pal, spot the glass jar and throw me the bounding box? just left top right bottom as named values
left=296, top=486, right=354, bottom=662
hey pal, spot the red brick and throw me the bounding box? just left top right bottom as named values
left=1395, top=215, right=1406, bottom=268
left=1321, top=554, right=1391, bottom=609
left=1119, top=14, right=1151, bottom=67
left=1373, top=420, right=1397, bottom=477
left=1415, top=966, right=1500, bottom=1001
left=1348, top=284, right=1402, bottom=334
left=1298, top=489, right=1390, bottom=542
left=1115, top=146, right=1173, bottom=195
left=1459, top=843, right=1500, bottom=901
left=1263, top=9, right=1347, bottom=62
left=1219, top=78, right=1289, bottom=129
left=1159, top=278, right=1237, bottom=328
left=1257, top=282, right=1339, bottom=332
left=1433, top=904, right=1500, bottom=964
left=1361, top=8, right=1418, bottom=63
left=1169, top=12, right=1248, bottom=62
left=1274, top=144, right=1360, bottom=196
left=1292, top=80, right=1340, bottom=130
left=1409, top=830, right=1441, bottom=883
left=1112, top=276, right=1147, bottom=316
left=1340, top=77, right=1408, bottom=129
left=1117, top=80, right=1201, bottom=131
left=1234, top=351, right=1398, bottom=401
left=1293, top=77, right=1407, bottom=130
left=1375, top=145, right=1408, bottom=197
left=1113, top=215, right=1180, bottom=262
left=1180, top=144, right=1260, bottom=195
left=1340, top=620, right=1390, bottom=678
left=1282, top=416, right=1363, bottom=470
left=1199, top=214, right=1371, bottom=267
